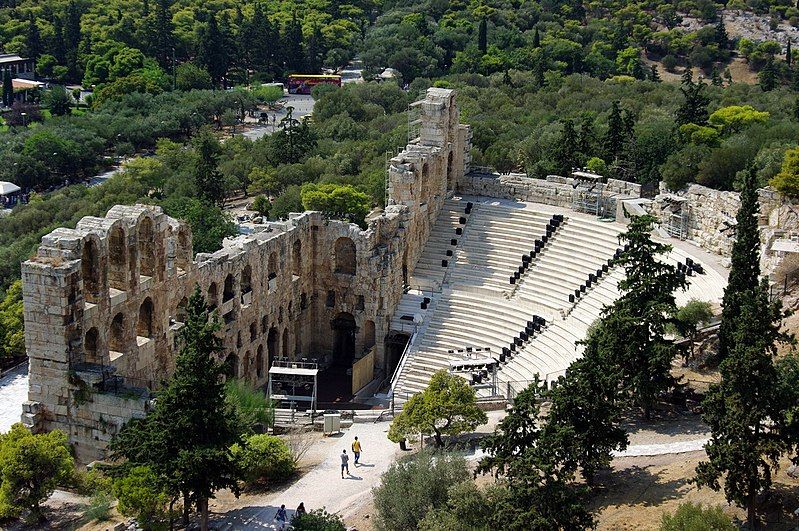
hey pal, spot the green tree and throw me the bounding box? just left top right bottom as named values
left=44, top=86, right=73, bottom=116
left=554, top=119, right=579, bottom=176
left=162, top=196, right=236, bottom=254
left=478, top=19, right=488, bottom=54
left=175, top=63, right=212, bottom=91
left=266, top=107, right=317, bottom=165
left=224, top=379, right=274, bottom=432
left=387, top=369, right=487, bottom=447
left=192, top=128, right=226, bottom=206
left=771, top=147, right=799, bottom=199
left=758, top=56, right=778, bottom=92
left=251, top=194, right=271, bottom=218
left=533, top=27, right=541, bottom=48
left=300, top=183, right=371, bottom=228
left=24, top=14, right=43, bottom=61
left=0, top=424, right=74, bottom=522
left=151, top=0, right=176, bottom=70
left=609, top=214, right=686, bottom=419
left=673, top=299, right=714, bottom=358
left=719, top=167, right=762, bottom=359
left=196, top=15, right=228, bottom=87
left=710, top=66, right=723, bottom=86
left=603, top=101, right=625, bottom=162
left=650, top=64, right=661, bottom=82
left=660, top=502, right=735, bottom=531
left=2, top=69, right=12, bottom=108
left=419, top=481, right=510, bottom=531
left=708, top=106, right=769, bottom=135
left=695, top=279, right=792, bottom=529
left=110, top=286, right=244, bottom=531
left=373, top=450, right=471, bottom=531
left=113, top=466, right=169, bottom=530
left=676, top=77, right=709, bottom=126
left=0, top=281, right=25, bottom=358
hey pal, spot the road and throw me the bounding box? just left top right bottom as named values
left=241, top=94, right=315, bottom=141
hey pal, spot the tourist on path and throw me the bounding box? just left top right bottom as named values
left=294, top=502, right=306, bottom=521
left=275, top=504, right=288, bottom=530
left=352, top=436, right=362, bottom=465
left=341, top=449, right=350, bottom=478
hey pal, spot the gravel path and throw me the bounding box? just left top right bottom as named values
left=210, top=421, right=400, bottom=529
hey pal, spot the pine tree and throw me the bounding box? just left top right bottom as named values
left=715, top=16, right=729, bottom=49
left=759, top=56, right=778, bottom=92
left=151, top=0, right=175, bottom=69
left=717, top=166, right=761, bottom=361
left=681, top=63, right=693, bottom=85
left=649, top=64, right=661, bottom=82
left=609, top=215, right=686, bottom=419
left=676, top=77, right=709, bottom=126
left=282, top=12, right=305, bottom=73
left=578, top=113, right=595, bottom=157
left=110, top=286, right=244, bottom=531
left=631, top=60, right=644, bottom=80
left=710, top=66, right=723, bottom=86
left=478, top=18, right=488, bottom=54
left=555, top=119, right=579, bottom=176
left=603, top=101, right=625, bottom=162
left=695, top=278, right=792, bottom=529
left=2, top=69, right=12, bottom=108
left=193, top=128, right=226, bottom=205
left=24, top=14, right=42, bottom=61
left=533, top=27, right=541, bottom=48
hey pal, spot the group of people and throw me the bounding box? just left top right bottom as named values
left=273, top=436, right=364, bottom=529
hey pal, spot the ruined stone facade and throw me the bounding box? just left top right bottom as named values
left=21, top=88, right=470, bottom=463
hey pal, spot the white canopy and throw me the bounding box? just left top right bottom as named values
left=0, top=182, right=21, bottom=195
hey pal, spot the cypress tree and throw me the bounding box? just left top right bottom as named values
left=25, top=14, right=42, bottom=61
left=555, top=119, right=579, bottom=176
left=794, top=97, right=799, bottom=121
left=152, top=0, right=176, bottom=69
left=788, top=39, right=793, bottom=67
left=533, top=27, right=541, bottom=48
left=193, top=128, right=226, bottom=206
left=759, top=56, right=778, bottom=92
left=2, top=69, right=12, bottom=108
left=307, top=24, right=324, bottom=72
left=478, top=18, right=487, bottom=54
left=710, top=66, right=723, bottom=86
left=649, top=64, right=661, bottom=82
left=578, top=113, right=595, bottom=157
left=676, top=77, right=709, bottom=126
left=282, top=12, right=305, bottom=73
left=196, top=14, right=229, bottom=87
left=603, top=101, right=624, bottom=162
left=717, top=166, right=761, bottom=361
left=696, top=277, right=791, bottom=529
left=715, top=16, right=729, bottom=49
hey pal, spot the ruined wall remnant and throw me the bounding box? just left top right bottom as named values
left=21, top=88, right=471, bottom=462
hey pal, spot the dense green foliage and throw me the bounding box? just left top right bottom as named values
left=292, top=507, right=347, bottom=531
left=110, top=286, right=244, bottom=529
left=112, top=466, right=170, bottom=530
left=387, top=369, right=487, bottom=447
left=373, top=450, right=471, bottom=531
left=224, top=379, right=274, bottom=432
left=230, top=434, right=294, bottom=486
left=659, top=502, right=736, bottom=531
left=0, top=424, right=74, bottom=522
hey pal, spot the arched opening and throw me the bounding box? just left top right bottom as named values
left=261, top=315, right=268, bottom=334
left=447, top=150, right=455, bottom=189
left=138, top=217, right=156, bottom=278
left=108, top=227, right=127, bottom=291
left=331, top=313, right=357, bottom=366
left=243, top=351, right=252, bottom=380
left=334, top=237, right=356, bottom=275
left=176, top=297, right=189, bottom=323
left=282, top=328, right=289, bottom=358
left=137, top=298, right=154, bottom=338
left=110, top=313, right=126, bottom=352
left=84, top=327, right=100, bottom=365
left=176, top=228, right=191, bottom=272
left=256, top=345, right=264, bottom=378
left=250, top=322, right=257, bottom=342
left=292, top=239, right=302, bottom=277
left=363, top=320, right=376, bottom=351
left=402, top=247, right=409, bottom=286
left=225, top=353, right=239, bottom=379
left=241, top=265, right=252, bottom=295
left=268, top=252, right=278, bottom=282
left=267, top=327, right=278, bottom=366
left=208, top=283, right=218, bottom=309
left=81, top=239, right=101, bottom=304
left=223, top=274, right=234, bottom=302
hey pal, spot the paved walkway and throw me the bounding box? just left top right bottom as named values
left=211, top=420, right=400, bottom=529
left=0, top=363, right=28, bottom=433
left=613, top=438, right=709, bottom=457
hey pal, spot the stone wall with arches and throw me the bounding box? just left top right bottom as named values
left=21, top=88, right=471, bottom=462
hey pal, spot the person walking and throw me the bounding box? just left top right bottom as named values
left=275, top=504, right=288, bottom=530
left=352, top=436, right=362, bottom=465
left=293, top=502, right=306, bottom=522
left=341, top=449, right=350, bottom=478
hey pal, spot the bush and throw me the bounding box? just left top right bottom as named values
left=373, top=450, right=471, bottom=531
left=231, top=434, right=295, bottom=485
left=660, top=502, right=735, bottom=530
left=292, top=507, right=346, bottom=530
left=83, top=491, right=113, bottom=523
left=72, top=467, right=113, bottom=496
left=112, top=466, right=169, bottom=530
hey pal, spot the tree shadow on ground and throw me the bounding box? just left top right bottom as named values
left=210, top=504, right=296, bottom=530
left=6, top=500, right=88, bottom=530
left=589, top=464, right=689, bottom=510
left=619, top=410, right=709, bottom=439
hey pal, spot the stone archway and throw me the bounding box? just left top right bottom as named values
left=331, top=312, right=357, bottom=367
left=267, top=327, right=278, bottom=367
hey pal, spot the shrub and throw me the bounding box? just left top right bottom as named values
left=231, top=434, right=295, bottom=485
left=292, top=507, right=346, bottom=530
left=83, top=491, right=113, bottom=523
left=660, top=502, right=735, bottom=530
left=113, top=466, right=169, bottom=530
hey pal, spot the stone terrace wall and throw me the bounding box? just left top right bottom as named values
left=21, top=87, right=470, bottom=462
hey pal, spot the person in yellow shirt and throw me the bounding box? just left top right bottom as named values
left=352, top=436, right=362, bottom=465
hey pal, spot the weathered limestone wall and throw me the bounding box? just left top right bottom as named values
left=22, top=87, right=470, bottom=462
